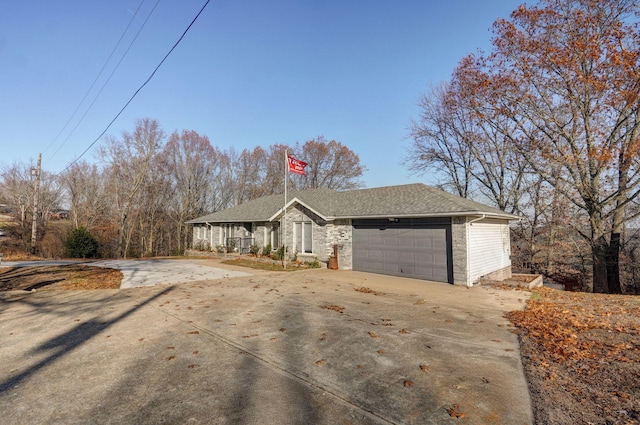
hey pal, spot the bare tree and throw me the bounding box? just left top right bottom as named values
left=293, top=137, right=366, bottom=191
left=409, top=0, right=640, bottom=293
left=99, top=118, right=165, bottom=258
left=36, top=170, right=64, bottom=228
left=486, top=0, right=640, bottom=293
left=0, top=160, right=63, bottom=253
left=0, top=162, right=35, bottom=230
left=407, top=74, right=529, bottom=213
left=60, top=160, right=108, bottom=230
left=161, top=129, right=231, bottom=253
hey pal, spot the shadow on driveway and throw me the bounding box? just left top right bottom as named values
left=0, top=287, right=174, bottom=393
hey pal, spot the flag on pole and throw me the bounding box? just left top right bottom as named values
left=287, top=155, right=307, bottom=175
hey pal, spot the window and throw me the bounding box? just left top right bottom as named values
left=265, top=223, right=279, bottom=249
left=294, top=221, right=312, bottom=254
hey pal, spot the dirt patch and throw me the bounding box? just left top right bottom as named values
left=507, top=287, right=640, bottom=424
left=0, top=264, right=123, bottom=291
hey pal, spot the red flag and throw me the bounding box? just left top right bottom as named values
left=287, top=155, right=307, bottom=175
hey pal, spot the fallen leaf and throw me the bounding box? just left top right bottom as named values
left=446, top=404, right=465, bottom=418
left=279, top=327, right=286, bottom=332
left=399, top=328, right=410, bottom=334
left=315, top=359, right=326, bottom=365
left=377, top=349, right=385, bottom=354
left=188, top=364, right=199, bottom=368
left=368, top=331, right=379, bottom=338
left=167, top=356, right=175, bottom=361
left=321, top=304, right=345, bottom=313
left=187, top=331, right=200, bottom=335
left=403, top=380, right=414, bottom=387
left=355, top=287, right=384, bottom=296
left=420, top=364, right=429, bottom=372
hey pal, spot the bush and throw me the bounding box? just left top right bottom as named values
left=65, top=227, right=99, bottom=259
left=262, top=243, right=272, bottom=256
left=271, top=245, right=286, bottom=261
left=305, top=259, right=321, bottom=269
left=193, top=240, right=210, bottom=251
left=249, top=244, right=261, bottom=255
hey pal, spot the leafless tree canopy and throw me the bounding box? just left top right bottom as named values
left=0, top=120, right=365, bottom=259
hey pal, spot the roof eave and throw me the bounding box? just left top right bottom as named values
left=329, top=211, right=520, bottom=221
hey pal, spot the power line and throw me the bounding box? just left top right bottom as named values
left=61, top=0, right=211, bottom=174
left=43, top=0, right=147, bottom=158
left=48, top=0, right=161, bottom=163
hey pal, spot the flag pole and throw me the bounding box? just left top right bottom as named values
left=283, top=149, right=287, bottom=270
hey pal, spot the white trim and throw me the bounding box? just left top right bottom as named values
left=268, top=197, right=329, bottom=222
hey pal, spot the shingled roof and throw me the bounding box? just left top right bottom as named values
left=186, top=183, right=519, bottom=224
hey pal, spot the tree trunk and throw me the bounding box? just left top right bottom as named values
left=606, top=232, right=622, bottom=294
left=592, top=237, right=609, bottom=293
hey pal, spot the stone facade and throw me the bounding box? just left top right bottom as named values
left=283, top=204, right=327, bottom=262
left=451, top=216, right=468, bottom=286
left=252, top=223, right=267, bottom=250
left=325, top=219, right=353, bottom=270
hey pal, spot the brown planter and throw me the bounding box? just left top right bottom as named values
left=327, top=256, right=338, bottom=270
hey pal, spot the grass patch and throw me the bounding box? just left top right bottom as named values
left=222, top=257, right=324, bottom=271
left=221, top=258, right=295, bottom=271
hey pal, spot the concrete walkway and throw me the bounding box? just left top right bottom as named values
left=0, top=260, right=533, bottom=424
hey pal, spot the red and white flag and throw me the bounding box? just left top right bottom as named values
left=287, top=155, right=307, bottom=175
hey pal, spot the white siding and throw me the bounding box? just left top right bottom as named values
left=468, top=219, right=511, bottom=284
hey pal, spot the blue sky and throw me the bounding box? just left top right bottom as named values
left=1, top=0, right=519, bottom=188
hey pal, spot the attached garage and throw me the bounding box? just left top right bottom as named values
left=352, top=218, right=453, bottom=283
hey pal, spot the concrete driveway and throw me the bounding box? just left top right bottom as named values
left=0, top=259, right=532, bottom=424
left=0, top=259, right=251, bottom=289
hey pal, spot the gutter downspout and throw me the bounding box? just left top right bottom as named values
left=465, top=214, right=486, bottom=287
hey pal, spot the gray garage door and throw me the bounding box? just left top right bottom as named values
left=352, top=218, right=453, bottom=283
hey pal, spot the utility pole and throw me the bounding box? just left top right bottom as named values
left=31, top=153, right=41, bottom=255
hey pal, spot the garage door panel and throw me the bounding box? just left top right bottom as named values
left=353, top=221, right=453, bottom=284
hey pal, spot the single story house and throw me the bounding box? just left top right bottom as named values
left=187, top=183, right=519, bottom=286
